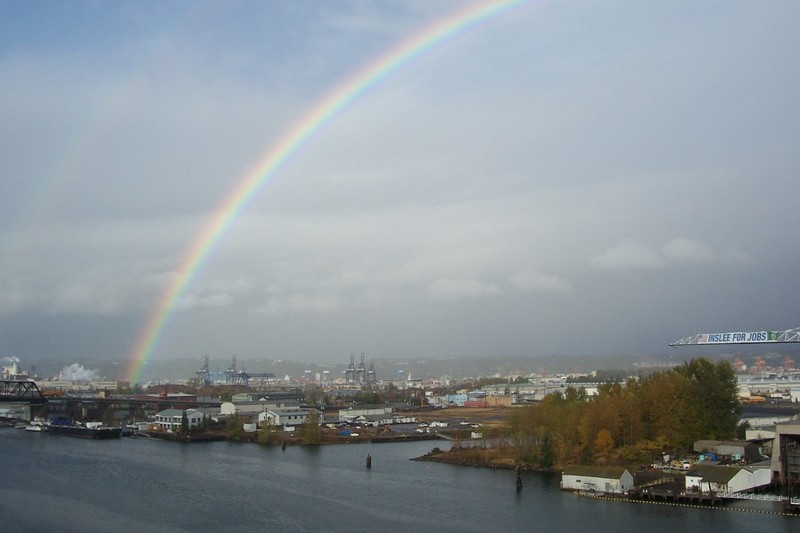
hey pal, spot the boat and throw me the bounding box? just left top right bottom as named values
left=47, top=419, right=122, bottom=439
left=24, top=419, right=47, bottom=432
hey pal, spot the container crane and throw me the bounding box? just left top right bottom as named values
left=670, top=327, right=800, bottom=346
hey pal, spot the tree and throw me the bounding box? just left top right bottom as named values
left=258, top=418, right=278, bottom=445
left=675, top=358, right=741, bottom=441
left=302, top=409, right=322, bottom=445
left=497, top=357, right=740, bottom=468
left=735, top=421, right=750, bottom=440
left=594, top=429, right=615, bottom=463
left=180, top=410, right=188, bottom=434
left=539, top=434, right=554, bottom=469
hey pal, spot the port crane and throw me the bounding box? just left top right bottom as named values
left=671, top=325, right=800, bottom=504
left=670, top=326, right=800, bottom=346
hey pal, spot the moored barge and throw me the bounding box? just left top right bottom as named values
left=47, top=419, right=122, bottom=439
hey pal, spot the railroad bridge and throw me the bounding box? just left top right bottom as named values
left=0, top=380, right=47, bottom=404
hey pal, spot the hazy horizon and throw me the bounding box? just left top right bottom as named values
left=7, top=348, right=798, bottom=385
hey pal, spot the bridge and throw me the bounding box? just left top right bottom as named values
left=0, top=380, right=47, bottom=404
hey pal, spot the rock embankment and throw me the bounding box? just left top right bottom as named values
left=412, top=446, right=537, bottom=470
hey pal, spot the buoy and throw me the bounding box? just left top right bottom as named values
left=366, top=453, right=372, bottom=468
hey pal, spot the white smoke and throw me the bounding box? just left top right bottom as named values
left=2, top=356, right=20, bottom=363
left=61, top=363, right=99, bottom=382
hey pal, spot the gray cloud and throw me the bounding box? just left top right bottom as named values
left=508, top=270, right=573, bottom=293
left=1, top=1, right=798, bottom=364
left=661, top=238, right=718, bottom=265
left=591, top=240, right=666, bottom=271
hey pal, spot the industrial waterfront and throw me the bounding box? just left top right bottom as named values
left=2, top=428, right=795, bottom=533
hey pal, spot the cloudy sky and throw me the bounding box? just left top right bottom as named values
left=1, top=0, right=798, bottom=366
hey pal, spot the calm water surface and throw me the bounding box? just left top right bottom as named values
left=1, top=429, right=795, bottom=532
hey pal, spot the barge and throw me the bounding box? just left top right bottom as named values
left=47, top=420, right=122, bottom=439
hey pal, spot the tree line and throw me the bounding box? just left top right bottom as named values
left=506, top=357, right=741, bottom=468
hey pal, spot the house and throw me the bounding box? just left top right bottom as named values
left=154, top=408, right=206, bottom=431
left=337, top=405, right=392, bottom=423
left=219, top=400, right=299, bottom=417
left=446, top=394, right=468, bottom=407
left=560, top=465, right=634, bottom=494
left=685, top=464, right=771, bottom=494
left=259, top=408, right=319, bottom=429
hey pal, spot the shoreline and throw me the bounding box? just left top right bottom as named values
left=411, top=445, right=555, bottom=473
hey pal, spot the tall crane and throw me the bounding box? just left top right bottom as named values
left=670, top=327, right=800, bottom=346
left=195, top=355, right=212, bottom=387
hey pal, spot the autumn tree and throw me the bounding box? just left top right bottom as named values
left=503, top=357, right=740, bottom=467
left=594, top=428, right=615, bottom=463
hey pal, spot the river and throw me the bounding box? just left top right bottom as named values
left=1, top=429, right=795, bottom=532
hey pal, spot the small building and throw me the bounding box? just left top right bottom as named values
left=337, top=405, right=392, bottom=422
left=154, top=408, right=206, bottom=431
left=380, top=415, right=416, bottom=425
left=425, top=395, right=448, bottom=408
left=259, top=408, right=319, bottom=428
left=136, top=392, right=198, bottom=403
left=791, top=388, right=800, bottom=403
left=560, top=465, right=634, bottom=494
left=693, top=440, right=760, bottom=463
left=446, top=394, right=468, bottom=407
left=231, top=391, right=302, bottom=403
left=685, top=464, right=771, bottom=494
left=39, top=379, right=119, bottom=392
left=220, top=400, right=299, bottom=417
left=745, top=426, right=776, bottom=441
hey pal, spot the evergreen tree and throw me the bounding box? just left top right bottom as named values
left=674, top=358, right=740, bottom=440
left=302, top=410, right=322, bottom=445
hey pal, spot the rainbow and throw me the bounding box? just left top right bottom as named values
left=123, top=0, right=530, bottom=384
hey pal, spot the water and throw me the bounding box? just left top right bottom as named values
left=1, top=429, right=795, bottom=532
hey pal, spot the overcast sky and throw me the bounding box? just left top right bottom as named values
left=1, top=0, right=798, bottom=366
